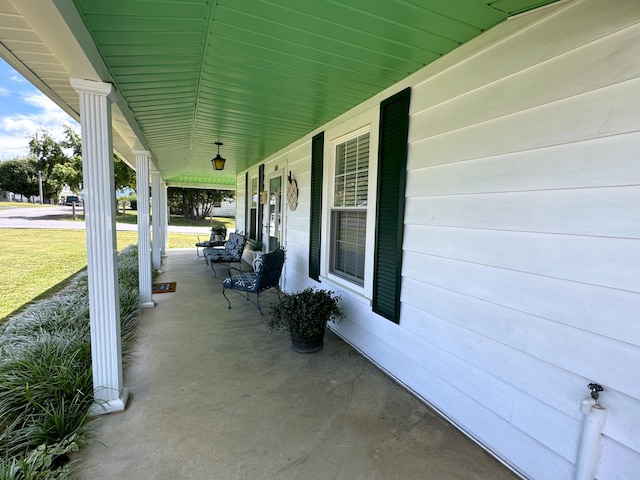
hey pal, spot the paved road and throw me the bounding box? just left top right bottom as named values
left=0, top=204, right=210, bottom=234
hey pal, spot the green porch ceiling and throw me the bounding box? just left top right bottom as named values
left=48, top=1, right=559, bottom=186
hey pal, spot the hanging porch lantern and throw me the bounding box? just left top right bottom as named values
left=211, top=141, right=226, bottom=171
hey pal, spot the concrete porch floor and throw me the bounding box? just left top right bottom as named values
left=74, top=249, right=519, bottom=480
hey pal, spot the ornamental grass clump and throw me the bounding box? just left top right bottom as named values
left=0, top=244, right=148, bottom=479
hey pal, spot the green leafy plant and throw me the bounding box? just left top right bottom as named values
left=247, top=239, right=263, bottom=251
left=211, top=224, right=227, bottom=236
left=266, top=287, right=344, bottom=339
left=0, top=435, right=78, bottom=479
left=0, top=244, right=145, bottom=477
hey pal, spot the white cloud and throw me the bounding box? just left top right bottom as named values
left=9, top=75, right=27, bottom=83
left=0, top=91, right=77, bottom=160
left=0, top=132, right=31, bottom=159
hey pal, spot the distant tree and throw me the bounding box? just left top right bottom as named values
left=168, top=187, right=234, bottom=220
left=0, top=159, right=39, bottom=200
left=114, top=156, right=136, bottom=192
left=27, top=125, right=135, bottom=200
left=59, top=125, right=83, bottom=192
left=28, top=130, right=68, bottom=200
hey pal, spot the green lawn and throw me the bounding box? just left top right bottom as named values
left=0, top=229, right=87, bottom=320
left=0, top=202, right=235, bottom=320
left=69, top=208, right=235, bottom=230
left=0, top=228, right=210, bottom=321
left=0, top=201, right=58, bottom=209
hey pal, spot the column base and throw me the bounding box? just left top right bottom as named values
left=139, top=301, right=155, bottom=309
left=90, top=388, right=129, bottom=416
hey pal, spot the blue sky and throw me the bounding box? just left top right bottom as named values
left=0, top=57, right=77, bottom=160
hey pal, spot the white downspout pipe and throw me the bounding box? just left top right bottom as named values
left=575, top=385, right=607, bottom=480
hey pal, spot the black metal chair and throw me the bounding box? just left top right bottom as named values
left=203, top=232, right=246, bottom=277
left=222, top=247, right=285, bottom=314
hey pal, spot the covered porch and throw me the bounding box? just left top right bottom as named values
left=74, top=249, right=517, bottom=479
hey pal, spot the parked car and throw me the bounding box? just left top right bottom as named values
left=65, top=195, right=81, bottom=206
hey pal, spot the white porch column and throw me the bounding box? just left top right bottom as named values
left=70, top=78, right=128, bottom=414
left=160, top=181, right=168, bottom=256
left=133, top=149, right=154, bottom=309
left=151, top=170, right=162, bottom=271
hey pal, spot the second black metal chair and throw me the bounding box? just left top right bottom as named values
left=222, top=247, right=285, bottom=314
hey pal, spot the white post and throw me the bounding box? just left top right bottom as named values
left=151, top=170, right=162, bottom=271
left=70, top=77, right=128, bottom=414
left=133, top=149, right=154, bottom=309
left=159, top=181, right=168, bottom=257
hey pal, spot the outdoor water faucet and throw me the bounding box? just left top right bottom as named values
left=588, top=383, right=604, bottom=405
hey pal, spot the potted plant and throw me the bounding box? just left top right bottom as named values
left=211, top=224, right=227, bottom=241
left=242, top=239, right=264, bottom=268
left=266, top=287, right=344, bottom=353
left=247, top=239, right=263, bottom=251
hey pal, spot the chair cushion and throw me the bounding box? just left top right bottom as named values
left=203, top=248, right=238, bottom=262
left=225, top=242, right=243, bottom=258
left=203, top=233, right=246, bottom=263
left=223, top=272, right=258, bottom=293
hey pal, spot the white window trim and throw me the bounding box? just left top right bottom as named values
left=250, top=174, right=259, bottom=209
left=247, top=172, right=259, bottom=239
left=320, top=108, right=380, bottom=300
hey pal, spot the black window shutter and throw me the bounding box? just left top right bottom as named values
left=244, top=172, right=249, bottom=235
left=257, top=164, right=264, bottom=241
left=309, top=132, right=324, bottom=281
left=373, top=88, right=411, bottom=323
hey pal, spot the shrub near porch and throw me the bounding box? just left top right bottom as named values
left=0, top=245, right=147, bottom=479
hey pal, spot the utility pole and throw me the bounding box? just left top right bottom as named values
left=38, top=170, right=43, bottom=205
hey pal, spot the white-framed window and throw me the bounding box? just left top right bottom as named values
left=313, top=89, right=408, bottom=320
left=329, top=131, right=370, bottom=286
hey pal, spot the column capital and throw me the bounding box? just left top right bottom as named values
left=132, top=149, right=151, bottom=157
left=70, top=77, right=117, bottom=103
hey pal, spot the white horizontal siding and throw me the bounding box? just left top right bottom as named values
left=411, top=26, right=640, bottom=141
left=511, top=392, right=581, bottom=462
left=235, top=176, right=246, bottom=233
left=410, top=78, right=640, bottom=169
left=401, top=277, right=530, bottom=349
left=404, top=251, right=640, bottom=347
left=406, top=187, right=640, bottom=237
left=603, top=390, right=640, bottom=454
left=409, top=0, right=640, bottom=117
left=399, top=1, right=640, bottom=477
left=407, top=132, right=640, bottom=195
left=241, top=1, right=640, bottom=478
left=526, top=319, right=640, bottom=400
left=401, top=294, right=587, bottom=416
left=279, top=142, right=311, bottom=289
left=405, top=226, right=640, bottom=292
left=598, top=437, right=640, bottom=480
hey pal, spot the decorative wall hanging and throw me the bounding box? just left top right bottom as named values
left=287, top=171, right=298, bottom=211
